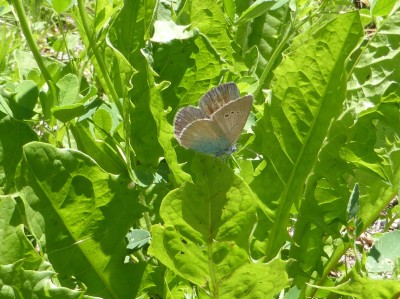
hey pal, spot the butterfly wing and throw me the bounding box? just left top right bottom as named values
left=174, top=106, right=207, bottom=138
left=211, top=95, right=253, bottom=145
left=178, top=119, right=232, bottom=156
left=199, top=82, right=240, bottom=116
left=173, top=83, right=252, bottom=156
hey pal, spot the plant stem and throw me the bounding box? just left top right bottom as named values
left=76, top=0, right=123, bottom=116
left=12, top=0, right=58, bottom=104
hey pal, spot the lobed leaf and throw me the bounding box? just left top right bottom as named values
left=251, top=11, right=363, bottom=259
left=15, top=142, right=146, bottom=298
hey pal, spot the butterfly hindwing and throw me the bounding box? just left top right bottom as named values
left=178, top=119, right=232, bottom=156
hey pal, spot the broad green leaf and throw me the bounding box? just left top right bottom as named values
left=0, top=196, right=99, bottom=298
left=178, top=0, right=234, bottom=63
left=347, top=11, right=400, bottom=111
left=251, top=12, right=363, bottom=258
left=106, top=1, right=163, bottom=166
left=304, top=13, right=400, bottom=286
left=12, top=80, right=38, bottom=119
left=15, top=142, right=146, bottom=298
left=153, top=32, right=223, bottom=109
left=223, top=0, right=236, bottom=22
left=13, top=50, right=41, bottom=84
left=371, top=0, right=397, bottom=17
left=312, top=272, right=400, bottom=298
left=295, top=98, right=400, bottom=294
left=0, top=261, right=100, bottom=299
left=71, top=0, right=135, bottom=111
left=297, top=14, right=400, bottom=293
left=0, top=196, right=42, bottom=268
left=51, top=103, right=85, bottom=123
left=48, top=0, right=75, bottom=13
left=0, top=94, right=13, bottom=117
left=51, top=73, right=85, bottom=122
left=69, top=120, right=126, bottom=174
left=0, top=116, right=37, bottom=192
left=246, top=3, right=291, bottom=96
left=366, top=230, right=400, bottom=275
left=93, top=108, right=112, bottom=136
left=219, top=258, right=291, bottom=298
left=142, top=50, right=192, bottom=184
left=57, top=73, right=79, bottom=106
left=149, top=156, right=289, bottom=297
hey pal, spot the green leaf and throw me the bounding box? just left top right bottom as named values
left=178, top=0, right=234, bottom=63
left=347, top=11, right=400, bottom=110
left=51, top=103, right=85, bottom=123
left=149, top=156, right=289, bottom=297
left=371, top=0, right=397, bottom=17
left=0, top=94, right=13, bottom=117
left=219, top=258, right=291, bottom=298
left=105, top=1, right=163, bottom=166
left=56, top=73, right=80, bottom=106
left=284, top=12, right=400, bottom=291
left=69, top=120, right=126, bottom=174
left=246, top=3, right=291, bottom=94
left=0, top=196, right=42, bottom=268
left=311, top=272, right=400, bottom=298
left=142, top=50, right=192, bottom=184
left=126, top=229, right=151, bottom=251
left=0, top=261, right=100, bottom=299
left=15, top=142, right=146, bottom=298
left=49, top=0, right=75, bottom=13
left=12, top=80, right=38, bottom=119
left=366, top=230, right=400, bottom=275
left=223, top=0, right=236, bottom=22
left=151, top=20, right=195, bottom=43
left=347, top=183, right=359, bottom=220
left=251, top=12, right=363, bottom=258
left=236, top=0, right=276, bottom=25
left=0, top=116, right=37, bottom=192
left=93, top=108, right=113, bottom=138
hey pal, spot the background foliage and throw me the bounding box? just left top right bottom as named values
left=0, top=0, right=400, bottom=298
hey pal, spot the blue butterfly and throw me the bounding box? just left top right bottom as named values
left=174, top=83, right=253, bottom=156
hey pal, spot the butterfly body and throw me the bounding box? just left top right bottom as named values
left=174, top=83, right=253, bottom=156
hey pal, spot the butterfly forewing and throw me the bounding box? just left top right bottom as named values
left=199, top=83, right=240, bottom=116
left=211, top=95, right=253, bottom=145
left=174, top=106, right=207, bottom=138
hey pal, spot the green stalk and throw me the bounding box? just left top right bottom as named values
left=76, top=0, right=123, bottom=116
left=12, top=0, right=58, bottom=104
left=76, top=0, right=137, bottom=182
left=253, top=22, right=293, bottom=102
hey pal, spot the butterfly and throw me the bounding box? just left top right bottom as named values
left=173, top=82, right=253, bottom=156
